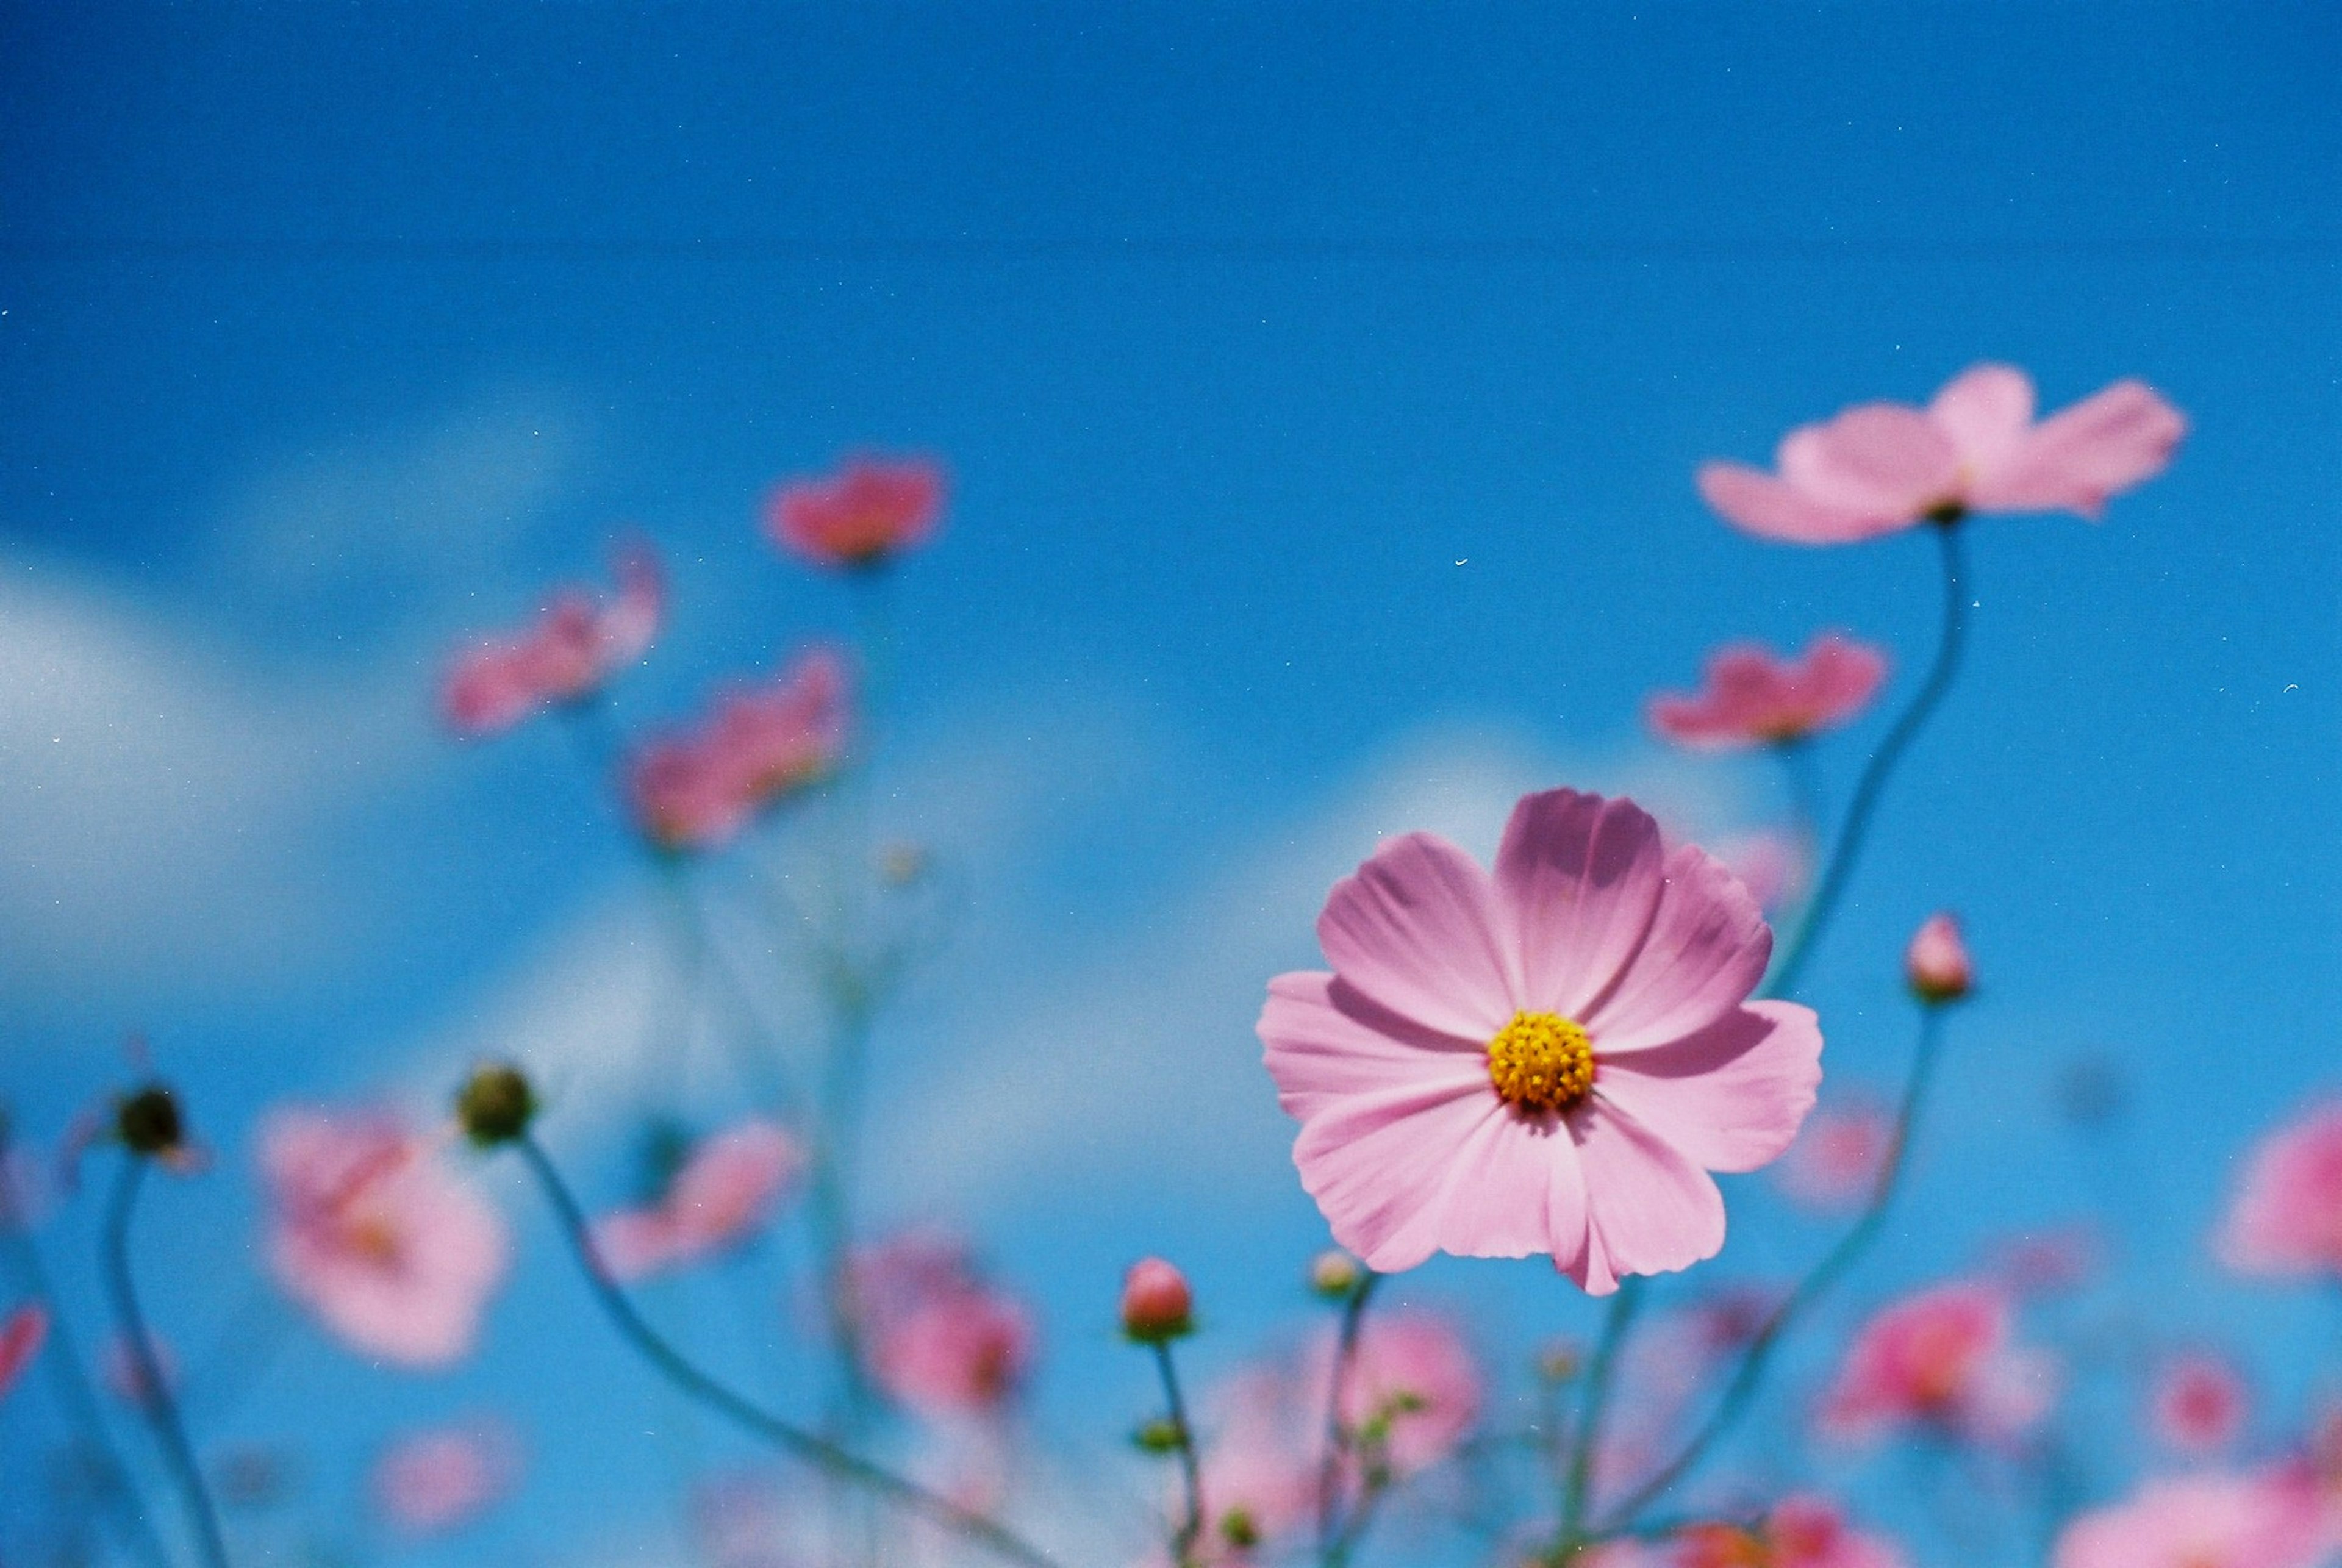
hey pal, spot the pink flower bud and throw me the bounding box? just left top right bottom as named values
left=1120, top=1257, right=1193, bottom=1342
left=1905, top=912, right=1972, bottom=1003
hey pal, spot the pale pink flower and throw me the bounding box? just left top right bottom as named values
left=1258, top=787, right=1824, bottom=1294
left=626, top=646, right=850, bottom=851
left=1184, top=1364, right=1323, bottom=1560
left=2221, top=1101, right=2342, bottom=1279
left=1903, top=913, right=1972, bottom=1004
left=1699, top=364, right=2186, bottom=545
left=2054, top=1471, right=2330, bottom=1568
left=850, top=1231, right=1033, bottom=1417
left=442, top=545, right=664, bottom=736
left=1649, top=634, right=1888, bottom=750
left=371, top=1420, right=522, bottom=1538
left=1774, top=1097, right=1893, bottom=1212
left=2152, top=1353, right=2249, bottom=1455
left=1820, top=1281, right=2055, bottom=1446
left=1319, top=1308, right=1481, bottom=1478
left=1675, top=1495, right=1907, bottom=1568
left=0, top=1304, right=46, bottom=1403
left=1714, top=832, right=1808, bottom=917
left=764, top=454, right=945, bottom=569
left=591, top=1120, right=805, bottom=1282
left=260, top=1107, right=509, bottom=1369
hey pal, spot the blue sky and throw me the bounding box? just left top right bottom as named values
left=2, top=4, right=2337, bottom=1563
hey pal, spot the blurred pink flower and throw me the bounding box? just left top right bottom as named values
left=1903, top=913, right=1972, bottom=1004
left=1990, top=1224, right=2106, bottom=1298
left=2053, top=1471, right=2329, bottom=1568
left=260, top=1107, right=509, bottom=1369
left=851, top=1231, right=1033, bottom=1417
left=1774, top=1097, right=1893, bottom=1212
left=1258, top=787, right=1823, bottom=1294
left=591, top=1120, right=805, bottom=1283
left=1319, top=1308, right=1481, bottom=1478
left=1699, top=364, right=2186, bottom=545
left=1675, top=1495, right=1907, bottom=1568
left=0, top=1304, right=46, bottom=1403
left=1714, top=832, right=1808, bottom=918
left=371, top=1420, right=522, bottom=1538
left=2153, top=1352, right=2249, bottom=1455
left=1649, top=634, right=1888, bottom=750
left=2220, top=1101, right=2342, bottom=1280
left=764, top=454, right=945, bottom=569
left=441, top=545, right=664, bottom=737
left=626, top=646, right=850, bottom=852
left=1819, top=1281, right=2056, bottom=1446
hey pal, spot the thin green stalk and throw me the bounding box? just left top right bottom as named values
left=1150, top=1339, right=1206, bottom=1566
left=101, top=1156, right=230, bottom=1568
left=515, top=1136, right=1062, bottom=1568
left=1766, top=521, right=1969, bottom=999
left=1315, top=1269, right=1382, bottom=1558
left=1553, top=1276, right=1644, bottom=1553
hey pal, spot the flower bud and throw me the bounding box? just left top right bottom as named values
left=456, top=1064, right=537, bottom=1147
left=1309, top=1248, right=1362, bottom=1300
left=1131, top=1417, right=1184, bottom=1454
left=1120, top=1256, right=1193, bottom=1343
left=1905, top=912, right=1972, bottom=1004
left=115, top=1086, right=186, bottom=1159
left=1536, top=1339, right=1583, bottom=1383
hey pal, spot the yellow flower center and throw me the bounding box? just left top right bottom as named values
left=1486, top=1011, right=1595, bottom=1112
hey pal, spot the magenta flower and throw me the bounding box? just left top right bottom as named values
left=1699, top=364, right=2186, bottom=545
left=1773, top=1097, right=1892, bottom=1212
left=1675, top=1495, right=1908, bottom=1568
left=1649, top=634, right=1888, bottom=750
left=260, top=1107, right=509, bottom=1369
left=441, top=545, right=664, bottom=737
left=1258, top=788, right=1824, bottom=1294
left=2152, top=1352, right=2249, bottom=1455
left=850, top=1231, right=1034, bottom=1417
left=1819, top=1281, right=2057, bottom=1447
left=2220, top=1101, right=2342, bottom=1280
left=626, top=647, right=850, bottom=852
left=591, top=1120, right=805, bottom=1283
left=0, top=1304, right=46, bottom=1404
left=764, top=454, right=945, bottom=570
left=2053, top=1471, right=2330, bottom=1568
left=371, top=1420, right=522, bottom=1538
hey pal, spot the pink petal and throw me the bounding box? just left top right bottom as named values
left=1972, top=379, right=2187, bottom=517
left=1927, top=363, right=2036, bottom=479
left=1493, top=790, right=1666, bottom=1019
left=1570, top=1100, right=1728, bottom=1292
left=0, top=1305, right=48, bottom=1400
left=1777, top=406, right=1961, bottom=521
left=1259, top=972, right=1488, bottom=1124
left=1584, top=843, right=1770, bottom=1054
left=1290, top=1079, right=1507, bottom=1273
left=1591, top=1001, right=1822, bottom=1174
left=1696, top=462, right=1891, bottom=545
left=1317, top=831, right=1519, bottom=1040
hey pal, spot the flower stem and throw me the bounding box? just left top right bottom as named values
left=1597, top=1004, right=1952, bottom=1531
left=1553, top=1275, right=1644, bottom=1554
left=514, top=1136, right=1062, bottom=1568
left=1150, top=1339, right=1206, bottom=1566
left=1316, top=1269, right=1381, bottom=1559
left=1766, top=521, right=1970, bottom=999
left=101, top=1155, right=231, bottom=1568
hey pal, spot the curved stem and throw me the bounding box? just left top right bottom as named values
left=101, top=1156, right=231, bottom=1568
left=1150, top=1339, right=1206, bottom=1565
left=1554, top=1276, right=1644, bottom=1553
left=1766, top=523, right=1969, bottom=999
left=1598, top=1005, right=1951, bottom=1531
left=515, top=1136, right=1062, bottom=1568
left=1315, top=1269, right=1382, bottom=1558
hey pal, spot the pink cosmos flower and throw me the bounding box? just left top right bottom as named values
left=850, top=1231, right=1034, bottom=1417
left=591, top=1120, right=805, bottom=1283
left=442, top=545, right=664, bottom=737
left=260, top=1107, right=509, bottom=1369
left=1258, top=787, right=1824, bottom=1294
left=764, top=454, right=945, bottom=569
left=1819, top=1281, right=2056, bottom=1446
left=1774, top=1097, right=1893, bottom=1212
left=1183, top=1364, right=1319, bottom=1561
left=0, top=1304, right=46, bottom=1403
left=371, top=1420, right=522, bottom=1538
left=626, top=646, right=850, bottom=852
left=1674, top=1495, right=1907, bottom=1568
left=2054, top=1471, right=2330, bottom=1568
left=2153, top=1352, right=2249, bottom=1455
left=1699, top=364, right=2186, bottom=545
left=1320, top=1308, right=1481, bottom=1478
left=1649, top=634, right=1889, bottom=750
left=2220, top=1101, right=2342, bottom=1280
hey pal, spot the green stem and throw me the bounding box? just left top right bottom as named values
left=101, top=1156, right=231, bottom=1568
left=1555, top=1276, right=1644, bottom=1552
left=515, top=1137, right=1062, bottom=1568
left=1315, top=1269, right=1381, bottom=1558
left=1150, top=1339, right=1206, bottom=1566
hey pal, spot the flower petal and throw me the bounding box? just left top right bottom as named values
left=1972, top=379, right=2186, bottom=517
left=1569, top=1099, right=1728, bottom=1288
left=1585, top=843, right=1770, bottom=1053
left=1696, top=462, right=1893, bottom=545
left=1928, top=363, right=2036, bottom=480
left=1778, top=406, right=1961, bottom=521
left=1317, top=831, right=1519, bottom=1040
left=1494, top=790, right=1666, bottom=1019
left=1291, top=1079, right=1500, bottom=1273
left=1259, top=972, right=1486, bottom=1125
left=1591, top=1001, right=1822, bottom=1173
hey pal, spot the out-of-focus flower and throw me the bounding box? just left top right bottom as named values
left=1120, top=1257, right=1194, bottom=1343
left=371, top=1420, right=522, bottom=1538
left=1903, top=914, right=1972, bottom=1004
left=764, top=454, right=945, bottom=570
left=2220, top=1101, right=2342, bottom=1280
left=2153, top=1353, right=2249, bottom=1455
left=1675, top=1495, right=1908, bottom=1568
left=692, top=1472, right=798, bottom=1568
left=1189, top=1366, right=1317, bottom=1563
left=850, top=1230, right=1033, bottom=1417
left=1714, top=832, right=1808, bottom=918
left=1320, top=1308, right=1481, bottom=1479
left=260, top=1107, right=509, bottom=1369
left=1990, top=1223, right=2105, bottom=1298
left=0, top=1304, right=46, bottom=1403
left=591, top=1120, right=805, bottom=1283
left=626, top=646, right=850, bottom=852
left=1649, top=634, right=1888, bottom=750
left=1775, top=1097, right=1893, bottom=1212
left=1257, top=788, right=1823, bottom=1294
left=1819, top=1281, right=2057, bottom=1446
left=441, top=545, right=664, bottom=737
left=2053, top=1471, right=2329, bottom=1568
left=1699, top=365, right=2186, bottom=546
left=101, top=1330, right=177, bottom=1408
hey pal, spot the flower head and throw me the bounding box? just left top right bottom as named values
left=0, top=1304, right=46, bottom=1404
left=1319, top=1308, right=1481, bottom=1479
left=442, top=545, right=664, bottom=737
left=764, top=455, right=945, bottom=570
left=371, top=1420, right=523, bottom=1538
left=2221, top=1101, right=2342, bottom=1280
left=2054, top=1471, right=2330, bottom=1568
left=1649, top=634, right=1888, bottom=750
left=1819, top=1281, right=2056, bottom=1447
left=592, top=1120, right=805, bottom=1282
left=1258, top=788, right=1824, bottom=1294
left=1904, top=914, right=1972, bottom=1004
left=1774, top=1097, right=1892, bottom=1212
left=2153, top=1352, right=2249, bottom=1455
left=850, top=1230, right=1033, bottom=1417
left=626, top=647, right=850, bottom=852
left=1699, top=365, right=2185, bottom=545
left=1675, top=1495, right=1908, bottom=1568
left=260, top=1107, right=509, bottom=1369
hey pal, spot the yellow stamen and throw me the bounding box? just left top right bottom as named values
left=1486, top=1011, right=1595, bottom=1112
